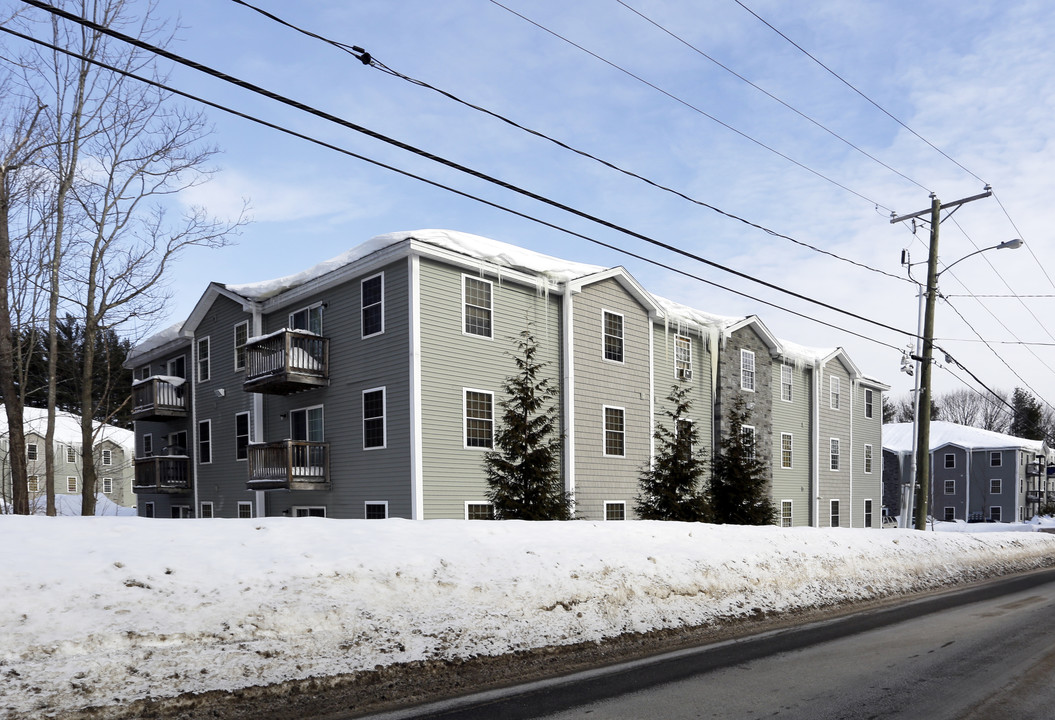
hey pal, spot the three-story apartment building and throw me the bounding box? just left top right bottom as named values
left=127, top=229, right=885, bottom=525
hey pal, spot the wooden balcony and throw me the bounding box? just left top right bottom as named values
left=243, top=330, right=329, bottom=395
left=131, top=377, right=187, bottom=420
left=133, top=456, right=191, bottom=494
left=247, top=440, right=329, bottom=491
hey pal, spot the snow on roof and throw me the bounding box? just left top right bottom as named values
left=776, top=338, right=837, bottom=366
left=126, top=322, right=186, bottom=362
left=883, top=421, right=1045, bottom=454
left=0, top=406, right=134, bottom=453
left=652, top=294, right=742, bottom=331
left=224, top=229, right=606, bottom=302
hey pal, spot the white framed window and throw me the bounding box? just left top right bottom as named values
left=465, top=502, right=494, bottom=520
left=740, top=349, right=755, bottom=391
left=990, top=506, right=1002, bottom=522
left=365, top=501, right=389, bottom=519
left=990, top=478, right=1002, bottom=494
left=780, top=433, right=793, bottom=469
left=169, top=430, right=188, bottom=455
left=234, top=321, right=249, bottom=371
left=864, top=389, right=874, bottom=418
left=674, top=335, right=692, bottom=379
left=463, top=275, right=492, bottom=338
left=235, top=412, right=251, bottom=461
left=66, top=446, right=76, bottom=464
left=362, top=273, right=384, bottom=338
left=741, top=424, right=756, bottom=461
left=781, top=363, right=792, bottom=402
left=830, top=499, right=841, bottom=527
left=990, top=451, right=1002, bottom=467
left=830, top=376, right=841, bottom=409
left=603, top=310, right=624, bottom=363
left=464, top=389, right=494, bottom=449
left=864, top=499, right=873, bottom=527
left=944, top=507, right=955, bottom=522
left=945, top=479, right=956, bottom=495
left=864, top=444, right=873, bottom=473
left=294, top=506, right=327, bottom=518
left=27, top=443, right=37, bottom=461
left=830, top=438, right=840, bottom=471
left=102, top=477, right=113, bottom=494
left=196, top=337, right=211, bottom=382
left=66, top=476, right=77, bottom=493
left=944, top=453, right=955, bottom=468
left=603, top=406, right=626, bottom=457
left=237, top=501, right=253, bottom=519
left=780, top=500, right=793, bottom=527
left=137, top=364, right=151, bottom=380
left=167, top=355, right=186, bottom=379
left=143, top=434, right=153, bottom=457
left=172, top=505, right=192, bottom=519
left=290, top=406, right=324, bottom=458
left=199, top=502, right=214, bottom=519
left=198, top=419, right=212, bottom=464
left=289, top=304, right=323, bottom=334
left=27, top=476, right=40, bottom=493
left=363, top=387, right=386, bottom=449
left=604, top=501, right=626, bottom=521
left=101, top=448, right=112, bottom=466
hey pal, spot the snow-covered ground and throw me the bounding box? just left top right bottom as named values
left=4, top=516, right=1055, bottom=719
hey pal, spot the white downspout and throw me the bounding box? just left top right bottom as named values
left=849, top=378, right=855, bottom=527
left=812, top=360, right=822, bottom=527
left=190, top=334, right=200, bottom=518
left=250, top=303, right=265, bottom=518
left=649, top=319, right=655, bottom=465
left=409, top=255, right=424, bottom=520
left=562, top=284, right=576, bottom=508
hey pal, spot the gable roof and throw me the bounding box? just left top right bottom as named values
left=1, top=406, right=134, bottom=454
left=883, top=421, right=1045, bottom=455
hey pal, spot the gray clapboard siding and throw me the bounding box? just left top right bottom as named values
left=854, top=383, right=883, bottom=527
left=417, top=257, right=562, bottom=520
left=817, top=358, right=853, bottom=527
left=770, top=359, right=812, bottom=527
left=652, top=322, right=714, bottom=480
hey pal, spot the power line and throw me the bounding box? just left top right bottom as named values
left=732, top=0, right=988, bottom=187
left=615, top=0, right=931, bottom=195
left=486, top=0, right=894, bottom=213
left=225, top=0, right=911, bottom=285
left=0, top=19, right=906, bottom=356
left=12, top=0, right=919, bottom=344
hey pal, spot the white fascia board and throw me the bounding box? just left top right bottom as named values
left=409, top=240, right=566, bottom=293
left=123, top=331, right=192, bottom=369
left=182, top=282, right=256, bottom=336
left=726, top=315, right=781, bottom=355
left=569, top=266, right=662, bottom=319
left=819, top=347, right=861, bottom=379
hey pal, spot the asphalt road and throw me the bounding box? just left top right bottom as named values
left=366, top=568, right=1055, bottom=720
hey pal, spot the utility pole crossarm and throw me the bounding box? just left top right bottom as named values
left=890, top=189, right=992, bottom=225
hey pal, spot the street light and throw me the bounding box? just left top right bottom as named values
left=901, top=234, right=1023, bottom=529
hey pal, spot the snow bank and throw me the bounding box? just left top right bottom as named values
left=3, top=517, right=1054, bottom=718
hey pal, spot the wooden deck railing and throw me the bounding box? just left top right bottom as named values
left=131, top=377, right=187, bottom=419
left=133, top=456, right=191, bottom=493
left=244, top=330, right=329, bottom=394
left=247, top=440, right=329, bottom=489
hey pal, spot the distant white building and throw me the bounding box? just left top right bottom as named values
left=883, top=421, right=1055, bottom=522
left=0, top=406, right=136, bottom=514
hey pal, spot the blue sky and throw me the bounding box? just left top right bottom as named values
left=13, top=0, right=1055, bottom=408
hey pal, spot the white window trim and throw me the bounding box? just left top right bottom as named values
left=864, top=388, right=874, bottom=418
left=288, top=303, right=324, bottom=334
left=137, top=364, right=151, bottom=380
left=462, top=274, right=494, bottom=340
left=66, top=476, right=78, bottom=493
left=864, top=443, right=873, bottom=474
left=674, top=335, right=692, bottom=379
left=990, top=451, right=1002, bottom=467
left=196, top=336, right=211, bottom=382
left=198, top=419, right=213, bottom=465
left=362, top=272, right=385, bottom=338
left=27, top=443, right=38, bottom=461
left=945, top=479, right=956, bottom=495
left=602, top=309, right=625, bottom=364
left=235, top=411, right=251, bottom=461
left=237, top=501, right=254, bottom=519
left=143, top=433, right=153, bottom=457
left=290, top=404, right=325, bottom=441
left=864, top=499, right=874, bottom=527
left=830, top=499, right=841, bottom=527
left=944, top=506, right=956, bottom=522
left=234, top=320, right=249, bottom=372
left=830, top=376, right=841, bottom=409
left=167, top=354, right=187, bottom=379
left=944, top=453, right=955, bottom=469
left=66, top=446, right=76, bottom=464
left=740, top=349, right=755, bottom=392
left=363, top=386, right=387, bottom=450
left=742, top=424, right=756, bottom=460
left=603, top=405, right=626, bottom=458
left=780, top=499, right=793, bottom=527
left=604, top=501, right=627, bottom=521
left=464, top=501, right=494, bottom=520
left=463, top=388, right=494, bottom=450
left=780, top=432, right=793, bottom=469
left=990, top=506, right=1002, bottom=521
left=293, top=506, right=327, bottom=518
left=101, top=448, right=112, bottom=466
left=830, top=438, right=841, bottom=471
left=990, top=478, right=1002, bottom=494
left=365, top=501, right=389, bottom=519
left=780, top=363, right=792, bottom=402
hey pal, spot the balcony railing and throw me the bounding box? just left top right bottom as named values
left=247, top=440, right=329, bottom=491
left=133, top=456, right=191, bottom=494
left=243, top=330, right=329, bottom=395
left=131, top=377, right=187, bottom=421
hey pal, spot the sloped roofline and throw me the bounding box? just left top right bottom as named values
left=568, top=266, right=662, bottom=318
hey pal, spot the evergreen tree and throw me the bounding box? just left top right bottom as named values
left=635, top=385, right=709, bottom=521
left=1011, top=387, right=1045, bottom=440
left=484, top=328, right=571, bottom=520
left=710, top=395, right=774, bottom=525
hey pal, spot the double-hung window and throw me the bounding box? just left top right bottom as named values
left=741, top=350, right=755, bottom=391
left=674, top=335, right=692, bottom=379
left=196, top=337, right=210, bottom=382
left=864, top=389, right=874, bottom=418
left=780, top=500, right=793, bottom=527
left=101, top=449, right=112, bottom=466
left=604, top=406, right=625, bottom=457
left=830, top=438, right=840, bottom=471
left=781, top=433, right=793, bottom=469
left=235, top=412, right=251, bottom=461
left=603, top=311, right=624, bottom=362
left=945, top=453, right=955, bottom=468
left=102, top=478, right=113, bottom=494
left=945, top=479, right=955, bottom=495
left=362, top=273, right=384, bottom=337
left=830, top=376, right=841, bottom=409
left=781, top=363, right=792, bottom=402
left=66, top=446, right=76, bottom=464
left=67, top=476, right=77, bottom=493
left=463, top=276, right=492, bottom=338
left=198, top=420, right=212, bottom=464
left=741, top=425, right=756, bottom=461
left=864, top=444, right=873, bottom=473
left=234, top=321, right=249, bottom=371
left=464, top=390, right=493, bottom=448
left=363, top=387, right=386, bottom=449
left=990, top=451, right=1002, bottom=467
left=990, top=478, right=1002, bottom=494
left=27, top=443, right=37, bottom=461
left=830, top=500, right=841, bottom=527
